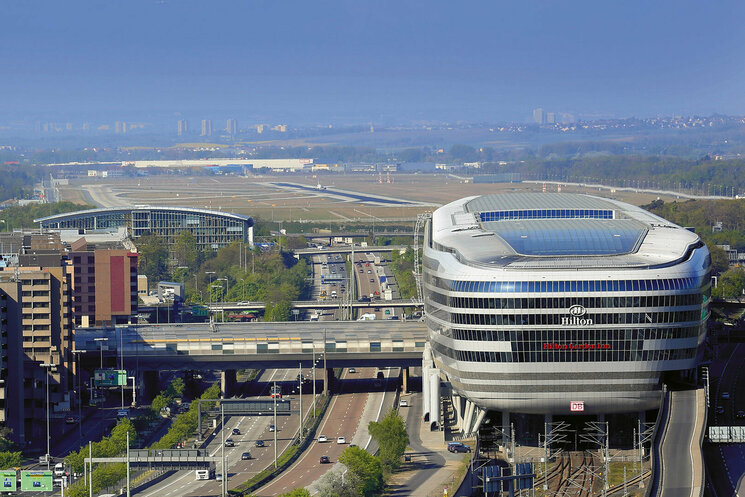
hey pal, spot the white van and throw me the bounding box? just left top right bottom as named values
left=54, top=462, right=65, bottom=476
left=195, top=469, right=213, bottom=480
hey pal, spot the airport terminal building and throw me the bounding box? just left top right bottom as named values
left=35, top=206, right=254, bottom=251
left=423, top=193, right=710, bottom=417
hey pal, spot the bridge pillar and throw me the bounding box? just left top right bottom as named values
left=221, top=369, right=237, bottom=398
left=142, top=370, right=160, bottom=403
left=324, top=368, right=336, bottom=394
left=402, top=367, right=409, bottom=393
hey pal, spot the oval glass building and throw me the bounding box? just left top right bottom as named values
left=35, top=206, right=254, bottom=251
left=424, top=193, right=710, bottom=414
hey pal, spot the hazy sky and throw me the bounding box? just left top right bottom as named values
left=2, top=0, right=744, bottom=124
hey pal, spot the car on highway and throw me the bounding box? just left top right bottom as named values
left=225, top=439, right=235, bottom=447
left=738, top=410, right=745, bottom=419
left=255, top=440, right=265, bottom=447
left=318, top=435, right=328, bottom=443
left=448, top=442, right=471, bottom=453
left=359, top=268, right=364, bottom=273
left=370, top=278, right=375, bottom=282
left=216, top=473, right=223, bottom=481
left=358, top=296, right=370, bottom=302
left=65, top=416, right=79, bottom=424
left=400, top=399, right=408, bottom=407
left=320, top=455, right=330, bottom=464
left=232, top=428, right=240, bottom=435
left=241, top=452, right=252, bottom=460
left=348, top=368, right=356, bottom=373
left=269, top=424, right=276, bottom=432
left=722, top=392, right=731, bottom=400
left=367, top=269, right=372, bottom=273
left=717, top=406, right=725, bottom=414
left=337, top=436, right=346, bottom=444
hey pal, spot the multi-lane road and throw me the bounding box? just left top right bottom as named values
left=135, top=368, right=311, bottom=497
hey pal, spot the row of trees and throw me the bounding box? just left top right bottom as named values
left=312, top=409, right=409, bottom=497
left=389, top=247, right=417, bottom=300
left=644, top=199, right=745, bottom=298
left=0, top=201, right=92, bottom=232
left=63, top=381, right=220, bottom=497
left=136, top=231, right=311, bottom=320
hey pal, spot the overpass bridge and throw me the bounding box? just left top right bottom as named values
left=204, top=299, right=423, bottom=312
left=75, top=321, right=429, bottom=399
left=75, top=321, right=429, bottom=371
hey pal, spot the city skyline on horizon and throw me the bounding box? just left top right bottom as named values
left=1, top=1, right=744, bottom=127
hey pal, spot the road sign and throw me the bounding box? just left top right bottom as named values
left=94, top=369, right=127, bottom=386
left=570, top=401, right=585, bottom=412
left=0, top=471, right=16, bottom=492
left=20, top=471, right=53, bottom=491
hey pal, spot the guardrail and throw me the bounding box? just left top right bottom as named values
left=645, top=386, right=671, bottom=497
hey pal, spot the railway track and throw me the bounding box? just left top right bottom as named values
left=545, top=451, right=596, bottom=497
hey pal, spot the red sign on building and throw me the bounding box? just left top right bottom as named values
left=570, top=401, right=585, bottom=412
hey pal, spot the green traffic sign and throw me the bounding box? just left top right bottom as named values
left=0, top=471, right=16, bottom=492
left=20, top=471, right=52, bottom=491
left=94, top=369, right=127, bottom=386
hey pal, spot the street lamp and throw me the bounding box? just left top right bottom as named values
left=41, top=363, right=57, bottom=470
left=71, top=350, right=84, bottom=446
left=217, top=278, right=229, bottom=301
left=128, top=376, right=137, bottom=407
left=205, top=272, right=216, bottom=313
left=93, top=337, right=108, bottom=369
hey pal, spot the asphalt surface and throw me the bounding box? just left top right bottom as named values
left=386, top=390, right=449, bottom=496
left=705, top=343, right=745, bottom=497
left=659, top=389, right=698, bottom=496
left=133, top=368, right=311, bottom=497
left=253, top=367, right=374, bottom=496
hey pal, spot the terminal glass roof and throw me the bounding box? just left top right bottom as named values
left=482, top=219, right=647, bottom=256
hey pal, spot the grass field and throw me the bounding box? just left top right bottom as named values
left=58, top=173, right=685, bottom=227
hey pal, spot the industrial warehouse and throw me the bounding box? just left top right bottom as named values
left=422, top=193, right=710, bottom=433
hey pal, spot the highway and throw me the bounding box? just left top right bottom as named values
left=705, top=343, right=745, bottom=497
left=254, top=367, right=393, bottom=496
left=134, top=368, right=312, bottom=497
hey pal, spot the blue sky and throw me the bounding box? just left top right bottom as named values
left=2, top=0, right=744, bottom=124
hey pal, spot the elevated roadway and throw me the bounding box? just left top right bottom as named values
left=649, top=387, right=706, bottom=497
left=75, top=321, right=429, bottom=370
left=191, top=299, right=422, bottom=312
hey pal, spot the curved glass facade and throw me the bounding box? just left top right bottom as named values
left=36, top=207, right=253, bottom=252
left=425, top=193, right=710, bottom=415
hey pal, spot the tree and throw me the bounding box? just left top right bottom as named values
left=709, top=244, right=730, bottom=275
left=713, top=267, right=745, bottom=299
left=316, top=468, right=362, bottom=497
left=278, top=489, right=312, bottom=497
left=368, top=409, right=409, bottom=470
left=136, top=233, right=169, bottom=284
left=172, top=230, right=201, bottom=270
left=338, top=446, right=384, bottom=496
left=166, top=377, right=185, bottom=398
left=0, top=451, right=22, bottom=469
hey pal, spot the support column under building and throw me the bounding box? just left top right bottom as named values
left=402, top=367, right=409, bottom=393
left=503, top=410, right=511, bottom=447
left=428, top=369, right=441, bottom=429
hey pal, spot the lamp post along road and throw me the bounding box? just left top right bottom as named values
left=41, top=363, right=57, bottom=470
left=273, top=381, right=278, bottom=468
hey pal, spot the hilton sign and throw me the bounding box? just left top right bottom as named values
left=561, top=304, right=593, bottom=326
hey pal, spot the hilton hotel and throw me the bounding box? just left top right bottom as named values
left=423, top=193, right=709, bottom=422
